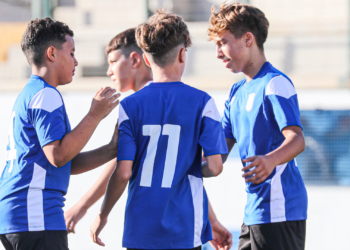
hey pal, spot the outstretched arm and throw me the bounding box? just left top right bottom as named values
left=65, top=159, right=117, bottom=233
left=242, top=125, right=305, bottom=184
left=43, top=87, right=120, bottom=168
left=90, top=160, right=132, bottom=246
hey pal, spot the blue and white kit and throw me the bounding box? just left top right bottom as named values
left=222, top=62, right=308, bottom=226
left=0, top=75, right=71, bottom=234
left=117, top=81, right=228, bottom=249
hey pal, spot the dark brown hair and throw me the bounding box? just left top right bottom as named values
left=136, top=9, right=192, bottom=66
left=21, top=17, right=74, bottom=65
left=105, top=28, right=143, bottom=56
left=208, top=3, right=269, bottom=50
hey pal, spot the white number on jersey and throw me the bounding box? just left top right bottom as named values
left=140, top=124, right=181, bottom=188
left=6, top=111, right=17, bottom=173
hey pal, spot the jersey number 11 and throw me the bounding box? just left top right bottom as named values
left=140, top=124, right=181, bottom=188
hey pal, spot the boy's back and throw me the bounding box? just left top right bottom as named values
left=118, top=81, right=226, bottom=249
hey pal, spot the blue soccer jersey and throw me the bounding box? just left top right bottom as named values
left=222, top=62, right=308, bottom=226
left=0, top=75, right=71, bottom=234
left=117, top=81, right=228, bottom=249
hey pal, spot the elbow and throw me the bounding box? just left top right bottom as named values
left=118, top=169, right=132, bottom=182
left=50, top=155, right=68, bottom=168
left=299, top=134, right=306, bottom=154
left=209, top=163, right=223, bottom=177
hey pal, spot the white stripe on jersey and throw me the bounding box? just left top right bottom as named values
left=28, top=87, right=63, bottom=113
left=202, top=98, right=221, bottom=122
left=118, top=105, right=129, bottom=128
left=188, top=175, right=203, bottom=247
left=266, top=75, right=297, bottom=99
left=270, top=163, right=287, bottom=222
left=27, top=163, right=46, bottom=231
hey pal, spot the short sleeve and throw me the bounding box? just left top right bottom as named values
left=199, top=98, right=228, bottom=157
left=28, top=88, right=67, bottom=147
left=266, top=75, right=303, bottom=131
left=222, top=96, right=235, bottom=140
left=117, top=104, right=137, bottom=161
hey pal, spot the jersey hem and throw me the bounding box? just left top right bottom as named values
left=243, top=216, right=307, bottom=226
left=40, top=136, right=65, bottom=148
left=0, top=226, right=67, bottom=235
left=117, top=157, right=135, bottom=162
left=279, top=123, right=303, bottom=132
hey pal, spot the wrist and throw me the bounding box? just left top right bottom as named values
left=107, top=141, right=118, bottom=158
left=86, top=112, right=101, bottom=125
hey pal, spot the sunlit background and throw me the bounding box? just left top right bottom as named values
left=0, top=0, right=350, bottom=249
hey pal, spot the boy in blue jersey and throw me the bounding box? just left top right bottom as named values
left=0, top=18, right=120, bottom=250
left=207, top=3, right=308, bottom=250
left=90, top=10, right=228, bottom=249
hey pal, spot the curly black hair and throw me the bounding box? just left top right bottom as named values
left=21, top=17, right=74, bottom=65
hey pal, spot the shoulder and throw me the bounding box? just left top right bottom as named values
left=28, top=86, right=63, bottom=113
left=265, top=74, right=296, bottom=99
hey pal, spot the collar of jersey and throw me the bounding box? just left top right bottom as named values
left=148, top=81, right=184, bottom=87
left=243, top=61, right=271, bottom=87
left=30, top=74, right=56, bottom=89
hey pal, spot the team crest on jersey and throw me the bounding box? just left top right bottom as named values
left=246, top=93, right=256, bottom=112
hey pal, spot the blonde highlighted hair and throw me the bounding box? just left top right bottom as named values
left=208, top=2, right=269, bottom=50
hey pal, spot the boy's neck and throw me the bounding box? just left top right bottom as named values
left=243, top=50, right=267, bottom=83
left=31, top=65, right=59, bottom=88
left=133, top=67, right=153, bottom=91
left=151, top=65, right=182, bottom=83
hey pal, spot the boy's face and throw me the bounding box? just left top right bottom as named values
left=107, top=50, right=134, bottom=92
left=56, top=35, right=78, bottom=85
left=213, top=30, right=249, bottom=73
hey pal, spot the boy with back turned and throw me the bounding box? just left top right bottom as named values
left=90, top=10, right=228, bottom=249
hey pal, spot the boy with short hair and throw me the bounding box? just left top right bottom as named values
left=208, top=3, right=308, bottom=250
left=90, top=10, right=228, bottom=249
left=0, top=18, right=120, bottom=250
left=64, top=28, right=152, bottom=233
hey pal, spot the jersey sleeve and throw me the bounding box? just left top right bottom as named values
left=199, top=98, right=228, bottom=157
left=28, top=88, right=68, bottom=148
left=222, top=95, right=235, bottom=140
left=266, top=75, right=303, bottom=131
left=117, top=103, right=137, bottom=161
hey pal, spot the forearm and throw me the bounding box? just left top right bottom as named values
left=71, top=144, right=117, bottom=175
left=208, top=199, right=218, bottom=223
left=72, top=160, right=117, bottom=210
left=201, top=162, right=215, bottom=177
left=266, top=130, right=305, bottom=166
left=99, top=165, right=130, bottom=219
left=45, top=114, right=100, bottom=167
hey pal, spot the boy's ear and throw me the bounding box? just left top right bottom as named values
left=46, top=46, right=56, bottom=62
left=179, top=47, right=186, bottom=64
left=142, top=53, right=151, bottom=67
left=245, top=32, right=254, bottom=47
left=130, top=52, right=142, bottom=69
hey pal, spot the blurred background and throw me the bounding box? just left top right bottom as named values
left=0, top=0, right=349, bottom=249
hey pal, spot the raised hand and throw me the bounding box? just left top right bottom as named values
left=89, top=87, right=120, bottom=122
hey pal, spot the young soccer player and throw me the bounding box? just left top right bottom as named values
left=0, top=18, right=120, bottom=250
left=207, top=3, right=308, bottom=250
left=64, top=28, right=152, bottom=233
left=90, top=10, right=228, bottom=249
left=65, top=27, right=232, bottom=250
